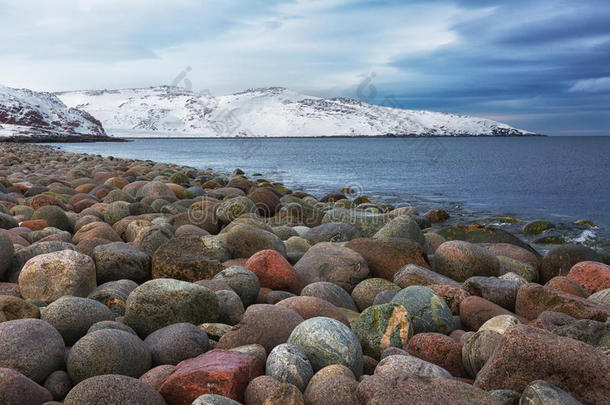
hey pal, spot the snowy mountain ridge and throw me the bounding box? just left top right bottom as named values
left=0, top=85, right=108, bottom=141
left=56, top=86, right=537, bottom=138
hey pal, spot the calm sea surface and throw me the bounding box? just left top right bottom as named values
left=51, top=136, right=610, bottom=249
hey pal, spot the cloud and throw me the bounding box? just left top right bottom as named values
left=0, top=0, right=608, bottom=135
left=569, top=77, right=610, bottom=93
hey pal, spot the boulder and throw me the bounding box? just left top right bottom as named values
left=159, top=349, right=264, bottom=404
left=351, top=303, right=413, bottom=359
left=152, top=234, right=224, bottom=282
left=287, top=317, right=363, bottom=377
left=124, top=279, right=219, bottom=337
left=540, top=244, right=601, bottom=284
left=217, top=304, right=303, bottom=353
left=474, top=325, right=610, bottom=404
left=390, top=286, right=454, bottom=334
left=567, top=261, right=610, bottom=294
left=294, top=242, right=369, bottom=293
left=41, top=296, right=114, bottom=345
left=515, top=283, right=610, bottom=321
left=64, top=374, right=166, bottom=405
left=344, top=237, right=428, bottom=281
left=0, top=319, right=65, bottom=383
left=244, top=249, right=302, bottom=294
left=144, top=322, right=210, bottom=366
left=393, top=264, right=460, bottom=288
left=431, top=240, right=501, bottom=282
left=18, top=250, right=96, bottom=302
left=265, top=343, right=313, bottom=392
left=93, top=242, right=150, bottom=284
left=67, top=329, right=151, bottom=383
left=0, top=368, right=53, bottom=405
left=300, top=281, right=358, bottom=311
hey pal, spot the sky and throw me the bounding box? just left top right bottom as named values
left=1, top=0, right=609, bottom=136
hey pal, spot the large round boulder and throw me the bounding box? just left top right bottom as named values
left=64, top=374, right=166, bottom=405
left=152, top=234, right=224, bottom=282
left=431, top=240, right=501, bottom=282
left=0, top=319, right=65, bottom=383
left=390, top=286, right=454, bottom=334
left=18, top=250, right=96, bottom=302
left=287, top=317, right=363, bottom=377
left=124, top=278, right=219, bottom=337
left=351, top=303, right=414, bottom=359
left=294, top=242, right=369, bottom=293
left=93, top=242, right=150, bottom=284
left=144, top=322, right=209, bottom=366
left=67, top=329, right=151, bottom=383
left=540, top=244, right=602, bottom=284
left=41, top=296, right=114, bottom=345
left=265, top=343, right=313, bottom=392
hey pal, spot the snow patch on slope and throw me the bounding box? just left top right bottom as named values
left=57, top=86, right=535, bottom=138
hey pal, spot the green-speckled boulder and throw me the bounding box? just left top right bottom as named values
left=390, top=286, right=454, bottom=334
left=288, top=316, right=363, bottom=377
left=522, top=220, right=555, bottom=236
left=124, top=278, right=219, bottom=337
left=352, top=303, right=414, bottom=359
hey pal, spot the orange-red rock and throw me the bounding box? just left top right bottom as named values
left=19, top=219, right=47, bottom=231
left=159, top=349, right=264, bottom=404
left=407, top=332, right=466, bottom=377
left=545, top=276, right=588, bottom=297
left=515, top=283, right=610, bottom=321
left=567, top=261, right=610, bottom=294
left=75, top=183, right=96, bottom=193
left=459, top=296, right=523, bottom=331
left=29, top=194, right=66, bottom=210
left=245, top=250, right=303, bottom=294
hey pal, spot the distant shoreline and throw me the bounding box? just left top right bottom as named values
left=1, top=132, right=547, bottom=143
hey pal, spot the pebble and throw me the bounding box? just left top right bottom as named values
left=213, top=266, right=261, bottom=307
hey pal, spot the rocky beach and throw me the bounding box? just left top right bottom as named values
left=0, top=142, right=608, bottom=405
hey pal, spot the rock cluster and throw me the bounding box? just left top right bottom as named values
left=0, top=143, right=607, bottom=404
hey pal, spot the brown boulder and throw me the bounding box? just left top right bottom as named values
left=406, top=332, right=466, bottom=377
left=460, top=296, right=523, bottom=331
left=276, top=296, right=349, bottom=325
left=515, top=283, right=610, bottom=321
left=344, top=238, right=428, bottom=281
left=358, top=370, right=501, bottom=404
left=474, top=324, right=610, bottom=404
left=216, top=304, right=304, bottom=352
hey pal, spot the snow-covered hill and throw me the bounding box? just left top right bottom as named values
left=0, top=85, right=109, bottom=141
left=57, top=86, right=536, bottom=138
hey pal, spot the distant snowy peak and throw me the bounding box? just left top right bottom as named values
left=0, top=85, right=108, bottom=140
left=57, top=86, right=536, bottom=138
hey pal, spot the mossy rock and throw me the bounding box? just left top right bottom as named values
left=352, top=303, right=413, bottom=359
left=436, top=224, right=539, bottom=256
left=522, top=220, right=555, bottom=236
